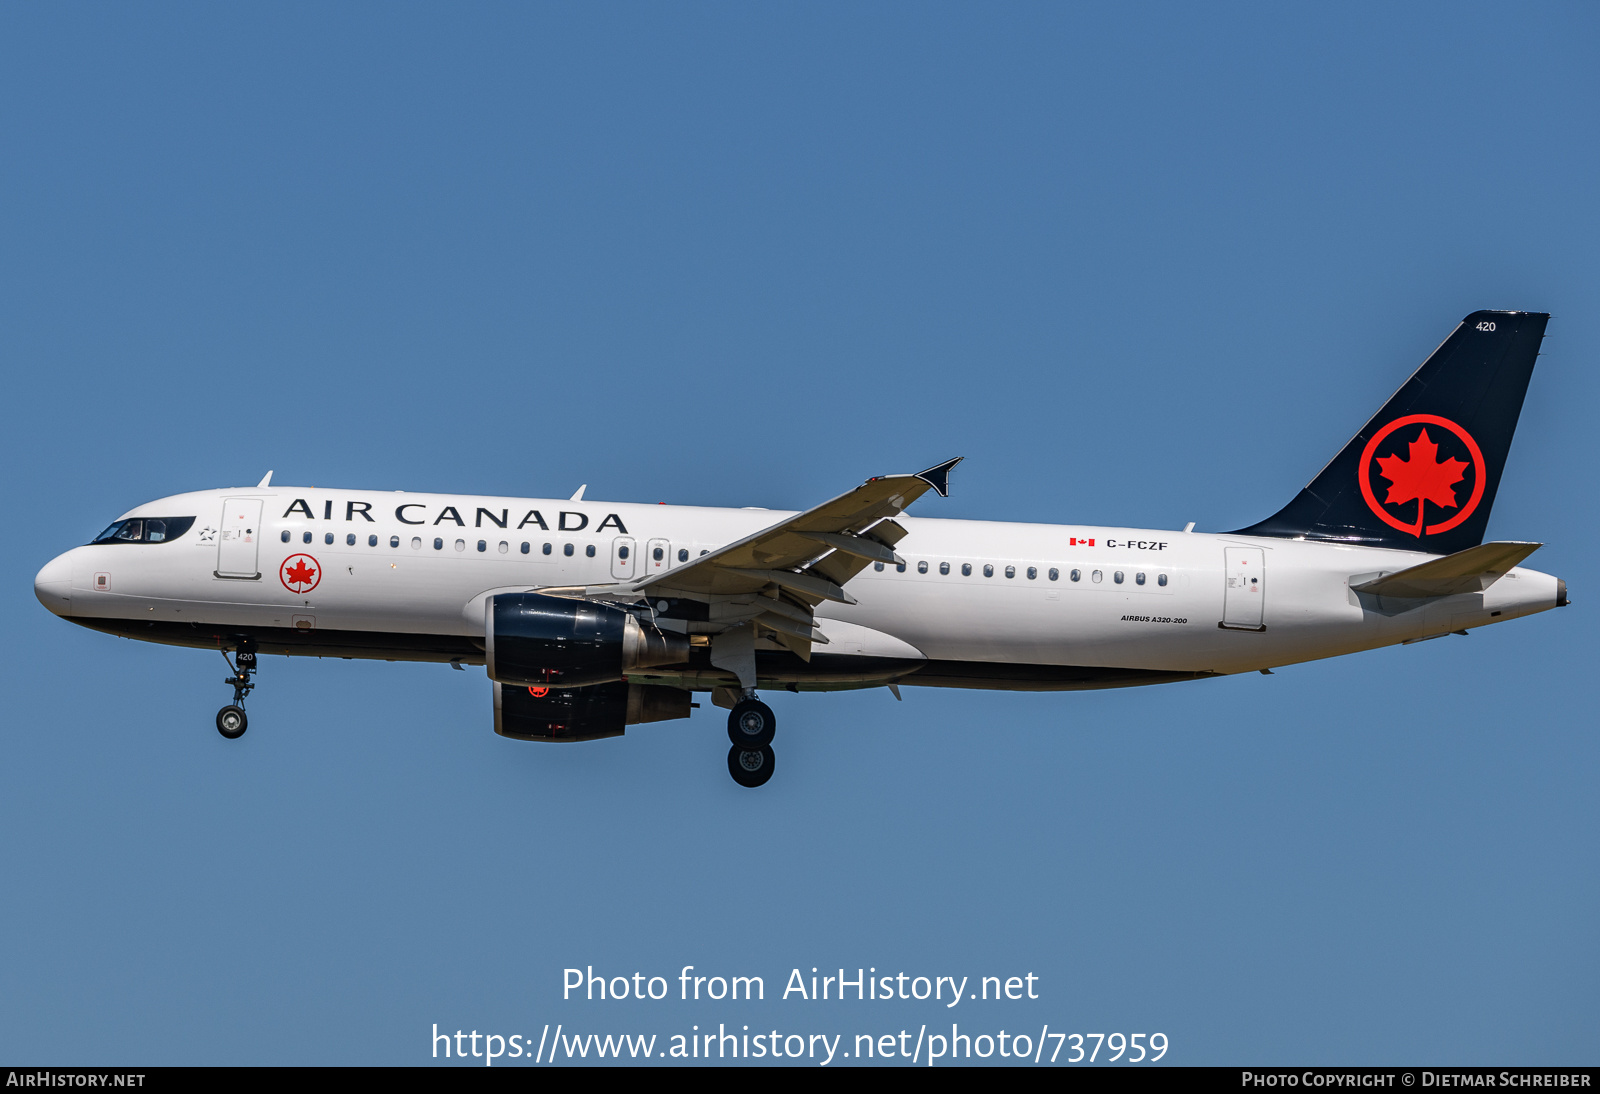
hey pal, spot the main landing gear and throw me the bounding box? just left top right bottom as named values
left=727, top=697, right=776, bottom=788
left=216, top=640, right=257, bottom=740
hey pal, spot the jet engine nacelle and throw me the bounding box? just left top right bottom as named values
left=492, top=679, right=692, bottom=742
left=485, top=592, right=689, bottom=689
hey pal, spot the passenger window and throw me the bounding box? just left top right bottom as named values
left=477, top=540, right=487, bottom=552
left=618, top=545, right=629, bottom=560
left=896, top=562, right=906, bottom=573
left=1049, top=568, right=1059, bottom=581
left=390, top=536, right=400, bottom=548
left=1114, top=571, right=1124, bottom=584
left=543, top=543, right=552, bottom=555
left=368, top=535, right=378, bottom=547
left=678, top=549, right=689, bottom=562
left=962, top=563, right=972, bottom=576
left=653, top=547, right=664, bottom=561
left=1158, top=573, right=1168, bottom=587
left=281, top=530, right=290, bottom=543
left=563, top=543, right=574, bottom=557
left=346, top=533, right=355, bottom=546
left=1091, top=570, right=1102, bottom=583
left=323, top=532, right=333, bottom=545
left=520, top=542, right=530, bottom=554
left=411, top=537, right=422, bottom=550
left=1069, top=568, right=1079, bottom=581
left=498, top=541, right=508, bottom=554
left=1136, top=572, right=1145, bottom=585
left=1027, top=567, right=1037, bottom=580
left=303, top=531, right=312, bottom=544
left=586, top=545, right=596, bottom=558
left=433, top=537, right=443, bottom=550
left=1004, top=565, right=1015, bottom=579
left=983, top=564, right=994, bottom=577
left=874, top=561, right=884, bottom=572
left=700, top=550, right=709, bottom=556
left=917, top=561, right=928, bottom=574
left=939, top=562, right=950, bottom=575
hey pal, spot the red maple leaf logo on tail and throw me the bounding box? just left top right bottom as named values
left=1375, top=427, right=1468, bottom=537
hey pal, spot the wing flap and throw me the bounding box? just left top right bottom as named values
left=796, top=531, right=903, bottom=565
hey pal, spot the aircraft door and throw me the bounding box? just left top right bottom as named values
left=217, top=498, right=264, bottom=578
left=611, top=536, right=637, bottom=580
left=1221, top=546, right=1265, bottom=630
left=645, top=537, right=671, bottom=576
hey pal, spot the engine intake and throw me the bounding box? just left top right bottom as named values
left=486, top=592, right=689, bottom=688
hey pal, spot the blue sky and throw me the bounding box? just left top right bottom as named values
left=1, top=3, right=1595, bottom=1065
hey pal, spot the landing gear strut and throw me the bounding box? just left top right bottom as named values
left=727, top=696, right=776, bottom=787
left=217, top=640, right=257, bottom=739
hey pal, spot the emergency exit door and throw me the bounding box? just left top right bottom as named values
left=611, top=536, right=637, bottom=580
left=1221, top=546, right=1265, bottom=630
left=217, top=498, right=263, bottom=578
left=645, top=537, right=672, bottom=576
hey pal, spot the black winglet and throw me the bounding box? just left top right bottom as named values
left=914, top=457, right=963, bottom=498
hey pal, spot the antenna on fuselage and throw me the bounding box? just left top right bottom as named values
left=257, top=471, right=274, bottom=488
left=570, top=484, right=587, bottom=501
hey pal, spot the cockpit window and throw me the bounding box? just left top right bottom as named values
left=91, top=517, right=195, bottom=545
left=96, top=520, right=140, bottom=542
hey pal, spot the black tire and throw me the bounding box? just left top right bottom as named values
left=727, top=699, right=776, bottom=748
left=727, top=744, right=775, bottom=788
left=216, top=705, right=248, bottom=739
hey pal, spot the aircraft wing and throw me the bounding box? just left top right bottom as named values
left=637, top=458, right=962, bottom=605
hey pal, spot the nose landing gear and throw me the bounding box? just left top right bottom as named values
left=217, top=640, right=257, bottom=739
left=726, top=696, right=776, bottom=787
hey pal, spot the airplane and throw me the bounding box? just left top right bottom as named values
left=34, top=310, right=1566, bottom=787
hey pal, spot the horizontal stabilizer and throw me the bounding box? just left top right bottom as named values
left=1351, top=541, right=1541, bottom=599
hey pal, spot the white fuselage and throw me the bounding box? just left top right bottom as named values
left=34, top=485, right=1562, bottom=682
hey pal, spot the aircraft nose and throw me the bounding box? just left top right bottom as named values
left=34, top=552, right=73, bottom=617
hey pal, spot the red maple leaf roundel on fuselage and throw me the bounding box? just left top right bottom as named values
left=279, top=554, right=321, bottom=593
